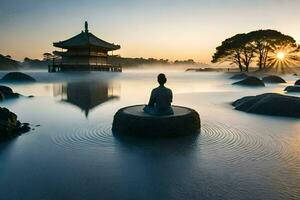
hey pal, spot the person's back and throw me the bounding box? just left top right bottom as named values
left=149, top=85, right=172, bottom=112
left=144, top=73, right=174, bottom=115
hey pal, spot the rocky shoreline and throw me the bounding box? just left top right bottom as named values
left=0, top=107, right=31, bottom=141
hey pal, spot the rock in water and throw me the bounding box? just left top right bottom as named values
left=295, top=79, right=300, bottom=85
left=0, top=107, right=31, bottom=140
left=262, top=75, right=286, bottom=83
left=284, top=86, right=300, bottom=93
left=230, top=73, right=248, bottom=80
left=233, top=76, right=265, bottom=87
left=232, top=93, right=300, bottom=118
left=0, top=85, right=20, bottom=99
left=112, top=105, right=201, bottom=137
left=0, top=85, right=13, bottom=93
left=1, top=72, right=36, bottom=82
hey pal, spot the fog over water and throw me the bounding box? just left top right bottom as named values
left=0, top=70, right=300, bottom=200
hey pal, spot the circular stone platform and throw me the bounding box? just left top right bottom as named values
left=112, top=105, right=201, bottom=137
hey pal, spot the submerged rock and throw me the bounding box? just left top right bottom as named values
left=1, top=72, right=36, bottom=82
left=233, top=76, right=265, bottom=87
left=232, top=93, right=300, bottom=118
left=262, top=75, right=286, bottom=83
left=0, top=107, right=31, bottom=140
left=230, top=73, right=248, bottom=80
left=0, top=85, right=20, bottom=99
left=112, top=105, right=201, bottom=137
left=284, top=86, right=300, bottom=93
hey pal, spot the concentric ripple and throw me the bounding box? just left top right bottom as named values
left=51, top=123, right=114, bottom=151
left=200, top=121, right=299, bottom=164
left=51, top=120, right=299, bottom=166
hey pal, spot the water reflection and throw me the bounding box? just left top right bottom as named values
left=114, top=132, right=199, bottom=155
left=54, top=81, right=119, bottom=117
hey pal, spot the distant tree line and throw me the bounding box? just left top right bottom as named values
left=0, top=53, right=53, bottom=70
left=0, top=52, right=200, bottom=70
left=0, top=54, right=20, bottom=70
left=174, top=59, right=196, bottom=65
left=212, top=29, right=300, bottom=72
left=108, top=55, right=197, bottom=67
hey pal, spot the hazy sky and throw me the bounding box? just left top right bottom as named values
left=0, top=0, right=300, bottom=63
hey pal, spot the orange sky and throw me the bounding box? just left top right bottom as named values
left=1, top=0, right=300, bottom=63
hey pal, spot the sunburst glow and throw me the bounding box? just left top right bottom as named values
left=264, top=45, right=300, bottom=74
left=276, top=52, right=285, bottom=61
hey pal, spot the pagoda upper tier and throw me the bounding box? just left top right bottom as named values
left=53, top=22, right=120, bottom=51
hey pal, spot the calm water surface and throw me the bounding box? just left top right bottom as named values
left=0, top=71, right=300, bottom=200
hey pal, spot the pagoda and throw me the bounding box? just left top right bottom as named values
left=50, top=22, right=121, bottom=72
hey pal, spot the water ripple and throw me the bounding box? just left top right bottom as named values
left=200, top=122, right=299, bottom=164
left=51, top=121, right=299, bottom=167
left=51, top=123, right=114, bottom=151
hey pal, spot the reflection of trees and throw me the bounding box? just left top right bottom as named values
left=54, top=82, right=119, bottom=117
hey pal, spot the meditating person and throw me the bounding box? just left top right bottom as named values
left=143, top=73, right=174, bottom=115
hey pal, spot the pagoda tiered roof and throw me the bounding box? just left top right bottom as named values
left=53, top=23, right=120, bottom=51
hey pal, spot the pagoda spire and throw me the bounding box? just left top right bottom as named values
left=85, top=21, right=89, bottom=33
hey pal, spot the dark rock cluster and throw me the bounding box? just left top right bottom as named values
left=0, top=85, right=20, bottom=100
left=284, top=79, right=300, bottom=93
left=233, top=76, right=265, bottom=87
left=284, top=86, right=300, bottom=92
left=1, top=72, right=36, bottom=82
left=233, top=93, right=300, bottom=118
left=262, top=75, right=286, bottom=83
left=0, top=107, right=30, bottom=141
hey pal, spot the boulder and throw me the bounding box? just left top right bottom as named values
left=232, top=93, right=300, bottom=118
left=295, top=79, right=300, bottom=85
left=112, top=105, right=201, bottom=137
left=262, top=75, right=286, bottom=83
left=233, top=76, right=265, bottom=87
left=0, top=107, right=31, bottom=140
left=284, top=86, right=300, bottom=93
left=0, top=85, right=13, bottom=93
left=230, top=73, right=248, bottom=80
left=1, top=72, right=36, bottom=82
left=0, top=85, right=20, bottom=99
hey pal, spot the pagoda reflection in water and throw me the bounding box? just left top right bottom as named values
left=54, top=81, right=119, bottom=117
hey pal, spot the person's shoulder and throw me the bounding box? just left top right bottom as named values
left=151, top=87, right=159, bottom=93
left=164, top=87, right=172, bottom=93
left=153, top=86, right=160, bottom=91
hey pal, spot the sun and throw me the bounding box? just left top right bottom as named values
left=276, top=52, right=285, bottom=61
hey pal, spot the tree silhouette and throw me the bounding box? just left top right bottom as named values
left=212, top=34, right=254, bottom=71
left=212, top=29, right=299, bottom=72
left=43, top=53, right=53, bottom=61
left=248, top=30, right=296, bottom=69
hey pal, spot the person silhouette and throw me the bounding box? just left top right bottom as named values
left=143, top=73, right=174, bottom=115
